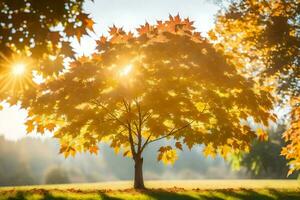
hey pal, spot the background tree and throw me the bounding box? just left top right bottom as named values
left=44, top=166, right=70, bottom=184
left=212, top=0, right=300, bottom=174
left=25, top=16, right=274, bottom=189
left=0, top=136, right=239, bottom=187
left=0, top=0, right=94, bottom=103
left=230, top=125, right=299, bottom=179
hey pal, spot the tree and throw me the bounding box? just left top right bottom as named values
left=25, top=15, right=274, bottom=189
left=212, top=0, right=300, bottom=174
left=281, top=98, right=300, bottom=175
left=0, top=0, right=94, bottom=103
left=44, top=166, right=70, bottom=184
left=230, top=125, right=299, bottom=179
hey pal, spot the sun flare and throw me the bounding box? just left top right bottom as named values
left=11, top=63, right=26, bottom=76
left=0, top=55, right=35, bottom=95
left=119, top=64, right=133, bottom=76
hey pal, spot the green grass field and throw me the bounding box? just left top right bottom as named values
left=0, top=180, right=300, bottom=200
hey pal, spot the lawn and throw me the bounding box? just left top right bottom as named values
left=0, top=180, right=299, bottom=200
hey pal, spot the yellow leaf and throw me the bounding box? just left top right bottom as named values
left=158, top=148, right=178, bottom=165
left=287, top=169, right=294, bottom=177
left=257, top=128, right=268, bottom=141
left=114, top=146, right=120, bottom=154
left=208, top=30, right=218, bottom=41
left=203, top=143, right=216, bottom=158
left=123, top=150, right=132, bottom=157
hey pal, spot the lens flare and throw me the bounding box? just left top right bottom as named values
left=0, top=54, right=35, bottom=95
left=119, top=64, right=133, bottom=76
left=12, top=63, right=26, bottom=76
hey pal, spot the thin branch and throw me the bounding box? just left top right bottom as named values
left=117, top=127, right=127, bottom=135
left=91, top=99, right=129, bottom=129
left=144, top=104, right=208, bottom=145
left=122, top=99, right=138, bottom=157
left=142, top=111, right=152, bottom=124
left=133, top=121, right=139, bottom=137
left=147, top=120, right=195, bottom=145
left=122, top=98, right=129, bottom=112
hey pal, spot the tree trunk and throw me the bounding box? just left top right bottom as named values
left=134, top=156, right=145, bottom=189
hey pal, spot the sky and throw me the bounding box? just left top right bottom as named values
left=0, top=0, right=220, bottom=141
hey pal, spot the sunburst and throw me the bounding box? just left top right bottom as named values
left=119, top=64, right=133, bottom=77
left=0, top=53, right=36, bottom=96
left=11, top=63, right=26, bottom=76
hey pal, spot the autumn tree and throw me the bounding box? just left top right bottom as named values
left=0, top=0, right=94, bottom=104
left=25, top=16, right=274, bottom=189
left=212, top=0, right=300, bottom=174
left=230, top=125, right=299, bottom=179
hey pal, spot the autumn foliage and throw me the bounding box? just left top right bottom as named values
left=0, top=0, right=94, bottom=102
left=212, top=0, right=300, bottom=174
left=21, top=15, right=275, bottom=188
left=281, top=98, right=300, bottom=175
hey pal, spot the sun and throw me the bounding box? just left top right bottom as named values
left=12, top=63, right=26, bottom=76
left=0, top=54, right=35, bottom=95
left=119, top=64, right=133, bottom=76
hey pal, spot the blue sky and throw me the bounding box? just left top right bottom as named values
left=73, top=0, right=219, bottom=55
left=0, top=0, right=219, bottom=141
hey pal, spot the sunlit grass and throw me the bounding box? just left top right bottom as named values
left=0, top=180, right=300, bottom=200
left=1, top=180, right=299, bottom=191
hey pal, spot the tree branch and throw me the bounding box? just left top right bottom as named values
left=140, top=134, right=152, bottom=153
left=128, top=121, right=137, bottom=157
left=142, top=111, right=152, bottom=124
left=91, top=99, right=129, bottom=129
left=144, top=104, right=208, bottom=146
left=147, top=120, right=195, bottom=145
left=134, top=99, right=143, bottom=153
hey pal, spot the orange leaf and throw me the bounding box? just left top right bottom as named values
left=175, top=142, right=183, bottom=151
left=89, top=146, right=99, bottom=154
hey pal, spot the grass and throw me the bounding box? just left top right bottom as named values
left=0, top=180, right=299, bottom=200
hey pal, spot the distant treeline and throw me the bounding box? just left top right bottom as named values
left=0, top=129, right=297, bottom=187
left=0, top=136, right=238, bottom=186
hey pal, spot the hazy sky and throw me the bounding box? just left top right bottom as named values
left=0, top=0, right=219, bottom=141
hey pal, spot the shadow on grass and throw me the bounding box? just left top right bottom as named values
left=98, top=193, right=123, bottom=200
left=196, top=188, right=300, bottom=200
left=3, top=188, right=300, bottom=200
left=142, top=190, right=199, bottom=200
left=7, top=190, right=67, bottom=200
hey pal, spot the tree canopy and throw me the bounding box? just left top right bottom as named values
left=25, top=15, right=274, bottom=188
left=0, top=0, right=93, bottom=103
left=212, top=0, right=300, bottom=174
left=230, top=125, right=299, bottom=179
left=213, top=0, right=299, bottom=97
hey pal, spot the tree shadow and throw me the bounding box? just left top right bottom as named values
left=140, top=189, right=199, bottom=200
left=7, top=190, right=68, bottom=200
left=98, top=193, right=123, bottom=200
left=4, top=188, right=300, bottom=200
left=43, top=191, right=68, bottom=200
left=7, top=191, right=27, bottom=200
left=197, top=188, right=300, bottom=200
left=268, top=188, right=300, bottom=200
